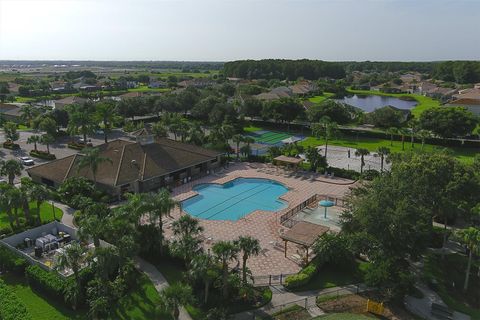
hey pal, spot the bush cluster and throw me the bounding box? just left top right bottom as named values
left=284, top=263, right=318, bottom=289
left=0, top=279, right=32, bottom=320
left=25, top=265, right=66, bottom=299
left=2, top=142, right=20, bottom=150
left=0, top=246, right=28, bottom=274
left=29, top=150, right=56, bottom=160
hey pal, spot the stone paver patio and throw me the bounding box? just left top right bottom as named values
left=166, top=163, right=356, bottom=276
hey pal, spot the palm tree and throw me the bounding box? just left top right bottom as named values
left=311, top=116, right=338, bottom=158
left=386, top=127, right=398, bottom=147
left=0, top=159, right=23, bottom=185
left=78, top=215, right=103, bottom=248
left=27, top=135, right=42, bottom=152
left=152, top=121, right=167, bottom=139
left=417, top=130, right=431, bottom=151
left=76, top=147, right=113, bottom=184
left=236, top=236, right=261, bottom=285
left=55, top=242, right=86, bottom=309
left=457, top=227, right=480, bottom=291
left=398, top=127, right=408, bottom=151
left=143, top=189, right=178, bottom=256
left=158, top=283, right=194, bottom=320
left=95, top=101, right=116, bottom=143
left=29, top=183, right=49, bottom=224
left=40, top=134, right=55, bottom=154
left=0, top=184, right=16, bottom=229
left=408, top=119, right=419, bottom=149
left=172, top=215, right=204, bottom=239
left=355, top=148, right=370, bottom=174
left=171, top=215, right=204, bottom=266
left=20, top=105, right=37, bottom=127
left=244, top=136, right=255, bottom=150
left=212, top=240, right=239, bottom=297
left=232, top=134, right=245, bottom=160
left=187, top=122, right=205, bottom=146
left=68, top=107, right=95, bottom=144
left=189, top=254, right=217, bottom=304
left=376, top=147, right=390, bottom=172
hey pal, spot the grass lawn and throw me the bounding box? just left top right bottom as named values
left=314, top=313, right=373, bottom=319
left=0, top=201, right=63, bottom=233
left=128, top=85, right=171, bottom=93
left=111, top=273, right=171, bottom=320
left=308, top=92, right=335, bottom=104
left=290, top=261, right=368, bottom=292
left=346, top=89, right=440, bottom=117
left=299, top=134, right=478, bottom=164
left=244, top=125, right=264, bottom=133
left=423, top=253, right=480, bottom=318
left=0, top=273, right=84, bottom=320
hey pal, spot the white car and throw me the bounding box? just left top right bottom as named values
left=19, top=157, right=35, bottom=166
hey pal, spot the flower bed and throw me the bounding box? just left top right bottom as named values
left=29, top=150, right=56, bottom=160
left=3, top=142, right=20, bottom=150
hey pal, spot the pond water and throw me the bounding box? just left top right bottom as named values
left=336, top=95, right=417, bottom=112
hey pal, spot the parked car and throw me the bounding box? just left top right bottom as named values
left=19, top=156, right=35, bottom=166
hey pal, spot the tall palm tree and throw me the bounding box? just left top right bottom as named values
left=158, top=283, right=194, bottom=320
left=0, top=159, right=23, bottom=185
left=312, top=116, right=338, bottom=158
left=212, top=240, right=239, bottom=297
left=386, top=127, right=398, bottom=147
left=355, top=148, right=370, bottom=174
left=69, top=107, right=95, bottom=144
left=376, top=147, right=390, bottom=172
left=20, top=105, right=38, bottom=127
left=398, top=127, right=408, bottom=151
left=76, top=147, right=113, bottom=184
left=417, top=130, right=431, bottom=151
left=187, top=122, right=205, bottom=146
left=171, top=215, right=204, bottom=266
left=236, top=236, right=261, bottom=285
left=143, top=189, right=178, bottom=256
left=188, top=254, right=217, bottom=304
left=55, top=242, right=86, bottom=309
left=408, top=119, right=419, bottom=149
left=0, top=184, right=16, bottom=229
left=232, top=134, right=245, bottom=160
left=95, top=101, right=116, bottom=143
left=40, top=134, right=55, bottom=154
left=457, top=227, right=480, bottom=291
left=27, top=135, right=42, bottom=152
left=172, top=215, right=204, bottom=240
left=29, top=183, right=49, bottom=224
left=152, top=121, right=167, bottom=139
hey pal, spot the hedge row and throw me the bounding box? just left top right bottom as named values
left=0, top=279, right=32, bottom=320
left=2, top=142, right=20, bottom=150
left=67, top=142, right=88, bottom=150
left=284, top=263, right=318, bottom=289
left=25, top=265, right=66, bottom=300
left=29, top=150, right=56, bottom=160
left=0, top=246, right=28, bottom=274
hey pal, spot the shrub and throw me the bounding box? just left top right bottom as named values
left=0, top=225, right=13, bottom=236
left=327, top=166, right=360, bottom=180
left=284, top=264, right=318, bottom=289
left=0, top=279, right=32, bottom=320
left=67, top=142, right=86, bottom=150
left=25, top=265, right=66, bottom=300
left=29, top=150, right=56, bottom=160
left=0, top=246, right=28, bottom=274
left=2, top=142, right=20, bottom=150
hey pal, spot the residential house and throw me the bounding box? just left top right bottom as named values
left=445, top=98, right=480, bottom=116
left=53, top=96, right=88, bottom=110
left=27, top=137, right=223, bottom=198
left=148, top=80, right=167, bottom=89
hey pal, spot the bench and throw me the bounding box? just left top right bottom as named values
left=431, top=303, right=453, bottom=320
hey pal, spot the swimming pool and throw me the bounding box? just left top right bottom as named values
left=182, top=178, right=288, bottom=221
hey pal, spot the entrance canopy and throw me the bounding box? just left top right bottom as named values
left=281, top=221, right=329, bottom=247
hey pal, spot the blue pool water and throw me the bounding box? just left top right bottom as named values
left=182, top=178, right=288, bottom=221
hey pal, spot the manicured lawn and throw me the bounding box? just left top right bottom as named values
left=314, top=313, right=372, bottom=319
left=111, top=273, right=171, bottom=320
left=346, top=89, right=441, bottom=117
left=0, top=273, right=84, bottom=320
left=290, top=261, right=368, bottom=292
left=244, top=125, right=264, bottom=133
left=423, top=253, right=480, bottom=319
left=0, top=201, right=63, bottom=232
left=128, top=85, right=170, bottom=93
left=308, top=92, right=335, bottom=104
left=299, top=135, right=478, bottom=164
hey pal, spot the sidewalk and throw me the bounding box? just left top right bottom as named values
left=233, top=283, right=368, bottom=320
left=134, top=257, right=193, bottom=320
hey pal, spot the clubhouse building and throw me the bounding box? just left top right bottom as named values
left=27, top=135, right=223, bottom=198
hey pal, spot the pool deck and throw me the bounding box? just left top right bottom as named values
left=166, top=162, right=356, bottom=276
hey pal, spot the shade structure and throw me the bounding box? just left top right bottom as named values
left=319, top=200, right=334, bottom=207
left=319, top=200, right=335, bottom=219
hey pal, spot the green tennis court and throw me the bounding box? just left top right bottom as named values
left=249, top=130, right=293, bottom=145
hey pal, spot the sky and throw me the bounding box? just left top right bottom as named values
left=0, top=0, right=479, bottom=62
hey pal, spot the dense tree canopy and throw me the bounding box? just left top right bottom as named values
left=419, top=107, right=479, bottom=138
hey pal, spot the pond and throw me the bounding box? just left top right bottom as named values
left=336, top=94, right=417, bottom=112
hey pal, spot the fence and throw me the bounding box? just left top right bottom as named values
left=250, top=273, right=296, bottom=287
left=279, top=194, right=347, bottom=228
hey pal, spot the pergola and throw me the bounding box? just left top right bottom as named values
left=273, top=155, right=303, bottom=171
left=280, top=221, right=329, bottom=264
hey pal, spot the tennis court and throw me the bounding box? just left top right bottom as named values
left=249, top=130, right=293, bottom=145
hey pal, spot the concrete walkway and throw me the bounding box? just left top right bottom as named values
left=233, top=283, right=368, bottom=320
left=134, top=257, right=193, bottom=320
left=54, top=200, right=76, bottom=227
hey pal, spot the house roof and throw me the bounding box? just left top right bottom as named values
left=280, top=221, right=329, bottom=247
left=0, top=103, right=22, bottom=117
left=27, top=138, right=222, bottom=187
left=454, top=88, right=480, bottom=100
left=447, top=98, right=480, bottom=106
left=53, top=96, right=87, bottom=106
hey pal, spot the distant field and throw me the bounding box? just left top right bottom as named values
left=308, top=92, right=335, bottom=104
left=346, top=89, right=440, bottom=117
